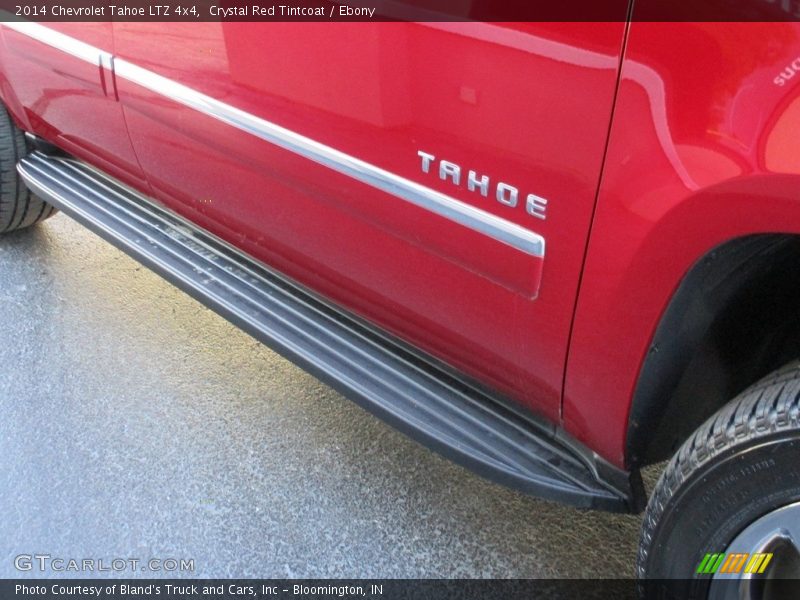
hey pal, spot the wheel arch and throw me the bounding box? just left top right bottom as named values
left=626, top=232, right=800, bottom=467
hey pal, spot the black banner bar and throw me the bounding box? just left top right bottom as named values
left=5, top=579, right=800, bottom=600
left=4, top=580, right=642, bottom=600
left=1, top=0, right=800, bottom=22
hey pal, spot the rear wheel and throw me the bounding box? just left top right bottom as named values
left=638, top=361, right=800, bottom=599
left=0, top=103, right=57, bottom=233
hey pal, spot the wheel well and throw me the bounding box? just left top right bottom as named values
left=626, top=234, right=800, bottom=467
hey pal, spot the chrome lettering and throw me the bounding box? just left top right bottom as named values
left=439, top=161, right=461, bottom=185
left=526, top=194, right=548, bottom=220
left=496, top=183, right=518, bottom=207
left=417, top=150, right=436, bottom=173
left=416, top=149, right=549, bottom=220
left=467, top=170, right=490, bottom=197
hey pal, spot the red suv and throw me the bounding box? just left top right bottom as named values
left=2, top=7, right=799, bottom=595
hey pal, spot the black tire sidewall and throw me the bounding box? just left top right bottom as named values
left=644, top=433, right=800, bottom=599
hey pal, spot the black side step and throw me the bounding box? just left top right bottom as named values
left=18, top=151, right=639, bottom=512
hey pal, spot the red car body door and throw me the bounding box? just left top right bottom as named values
left=0, top=23, right=146, bottom=191
left=112, top=20, right=627, bottom=423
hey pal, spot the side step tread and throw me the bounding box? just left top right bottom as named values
left=18, top=151, right=635, bottom=512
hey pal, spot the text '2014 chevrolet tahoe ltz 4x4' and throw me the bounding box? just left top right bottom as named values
left=2, top=1, right=800, bottom=594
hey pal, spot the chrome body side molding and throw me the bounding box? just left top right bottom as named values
left=3, top=22, right=546, bottom=259
left=3, top=21, right=112, bottom=67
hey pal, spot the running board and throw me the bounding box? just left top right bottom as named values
left=18, top=151, right=640, bottom=512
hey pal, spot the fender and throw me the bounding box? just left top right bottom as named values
left=567, top=179, right=800, bottom=466
left=564, top=21, right=800, bottom=467
left=0, top=27, right=32, bottom=132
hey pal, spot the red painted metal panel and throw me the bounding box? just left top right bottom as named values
left=113, top=21, right=627, bottom=422
left=565, top=21, right=800, bottom=466
left=0, top=23, right=147, bottom=190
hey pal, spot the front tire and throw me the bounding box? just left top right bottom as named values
left=638, top=361, right=800, bottom=599
left=0, top=103, right=56, bottom=233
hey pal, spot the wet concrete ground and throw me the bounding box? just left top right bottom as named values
left=0, top=214, right=646, bottom=578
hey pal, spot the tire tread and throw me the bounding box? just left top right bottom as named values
left=638, top=361, right=800, bottom=579
left=0, top=103, right=56, bottom=233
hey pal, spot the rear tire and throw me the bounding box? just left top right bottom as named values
left=638, top=361, right=800, bottom=599
left=0, top=103, right=57, bottom=233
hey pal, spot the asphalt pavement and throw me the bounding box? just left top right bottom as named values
left=0, top=214, right=647, bottom=578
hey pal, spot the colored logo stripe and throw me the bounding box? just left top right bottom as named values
left=697, top=553, right=773, bottom=574
left=745, top=553, right=773, bottom=574
left=697, top=554, right=725, bottom=574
